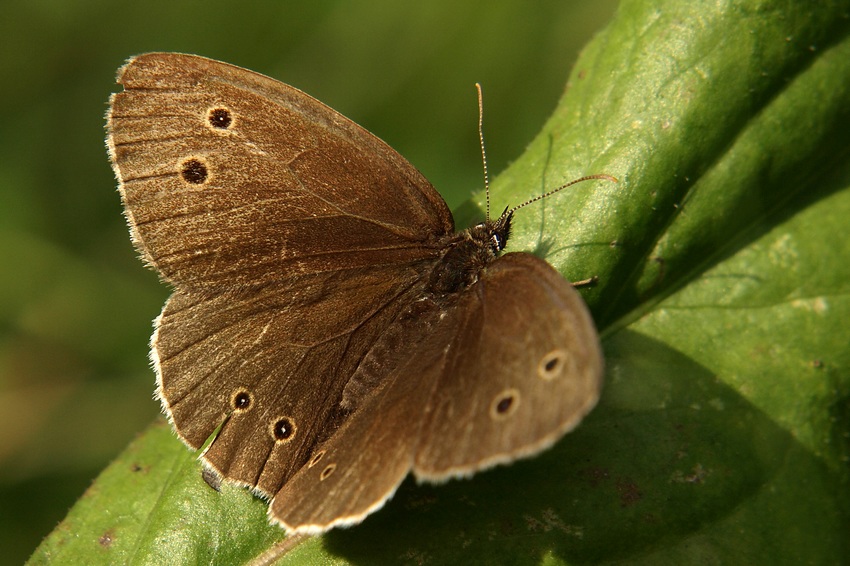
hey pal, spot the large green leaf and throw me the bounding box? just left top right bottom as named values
left=30, top=0, right=850, bottom=563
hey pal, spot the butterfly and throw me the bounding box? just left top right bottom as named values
left=107, top=52, right=606, bottom=534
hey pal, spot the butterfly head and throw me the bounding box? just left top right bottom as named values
left=467, top=205, right=513, bottom=258
left=486, top=206, right=513, bottom=255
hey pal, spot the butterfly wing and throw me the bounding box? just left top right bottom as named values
left=268, top=303, right=454, bottom=533
left=107, top=53, right=454, bottom=495
left=268, top=253, right=602, bottom=532
left=153, top=264, right=424, bottom=495
left=413, top=252, right=604, bottom=481
left=108, top=53, right=453, bottom=293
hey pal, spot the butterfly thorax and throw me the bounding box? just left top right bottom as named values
left=426, top=211, right=513, bottom=296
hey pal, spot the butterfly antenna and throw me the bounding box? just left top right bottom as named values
left=476, top=83, right=492, bottom=222
left=507, top=173, right=619, bottom=216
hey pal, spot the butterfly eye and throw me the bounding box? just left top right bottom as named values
left=538, top=349, right=569, bottom=381
left=320, top=463, right=337, bottom=481
left=180, top=157, right=209, bottom=184
left=490, top=388, right=520, bottom=420
left=232, top=390, right=252, bottom=411
left=207, top=107, right=234, bottom=130
left=489, top=233, right=503, bottom=252
left=271, top=417, right=297, bottom=442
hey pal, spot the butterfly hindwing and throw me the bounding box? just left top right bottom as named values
left=413, top=252, right=604, bottom=480
left=269, top=302, right=456, bottom=532
left=154, top=263, right=426, bottom=495
left=269, top=254, right=603, bottom=532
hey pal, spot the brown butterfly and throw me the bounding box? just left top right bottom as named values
left=107, top=52, right=606, bottom=534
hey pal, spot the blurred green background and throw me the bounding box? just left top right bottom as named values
left=0, top=1, right=619, bottom=562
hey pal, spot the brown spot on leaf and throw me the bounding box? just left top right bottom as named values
left=616, top=477, right=642, bottom=507
left=99, top=529, right=115, bottom=548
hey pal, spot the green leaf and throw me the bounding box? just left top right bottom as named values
left=29, top=0, right=850, bottom=563
left=26, top=421, right=285, bottom=565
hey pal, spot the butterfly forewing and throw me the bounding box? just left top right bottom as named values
left=108, top=53, right=453, bottom=293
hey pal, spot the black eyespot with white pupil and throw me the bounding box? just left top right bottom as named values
left=233, top=391, right=251, bottom=411
left=272, top=417, right=296, bottom=442
left=208, top=107, right=233, bottom=129
left=181, top=158, right=208, bottom=184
